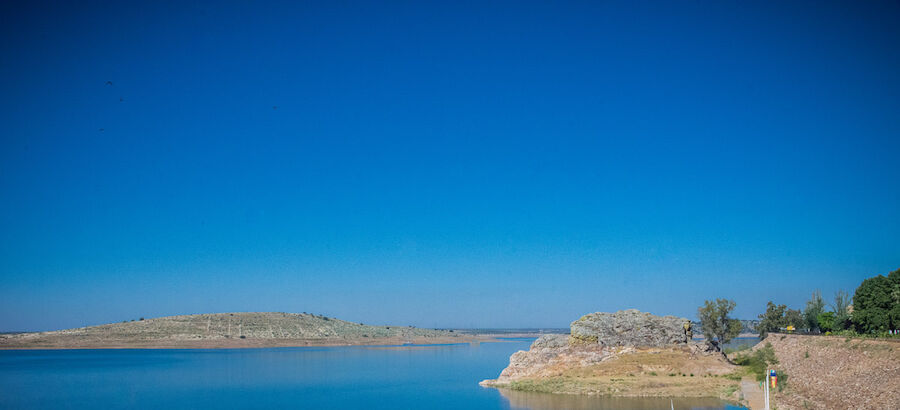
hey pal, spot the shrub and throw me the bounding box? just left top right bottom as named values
left=723, top=385, right=739, bottom=396
left=733, top=342, right=779, bottom=381
left=777, top=372, right=789, bottom=392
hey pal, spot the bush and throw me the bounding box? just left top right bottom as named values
left=733, top=342, right=779, bottom=381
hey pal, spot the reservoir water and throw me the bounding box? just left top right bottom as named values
left=0, top=338, right=745, bottom=409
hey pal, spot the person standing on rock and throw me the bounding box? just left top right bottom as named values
left=683, top=321, right=692, bottom=343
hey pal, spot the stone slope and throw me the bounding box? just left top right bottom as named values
left=763, top=334, right=900, bottom=410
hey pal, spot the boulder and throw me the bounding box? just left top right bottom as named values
left=530, top=334, right=569, bottom=349
left=569, top=309, right=689, bottom=347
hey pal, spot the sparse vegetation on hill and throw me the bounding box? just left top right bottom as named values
left=0, top=312, right=458, bottom=349
left=730, top=342, right=778, bottom=381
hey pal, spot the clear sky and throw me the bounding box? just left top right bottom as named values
left=1, top=1, right=899, bottom=331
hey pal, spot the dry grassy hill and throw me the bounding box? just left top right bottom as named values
left=0, top=312, right=461, bottom=349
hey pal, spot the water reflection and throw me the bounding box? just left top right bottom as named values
left=497, top=389, right=746, bottom=410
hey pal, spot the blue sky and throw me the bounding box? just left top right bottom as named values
left=1, top=1, right=899, bottom=331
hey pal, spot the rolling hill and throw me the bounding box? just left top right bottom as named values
left=0, top=312, right=461, bottom=349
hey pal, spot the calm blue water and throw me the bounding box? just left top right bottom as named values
left=0, top=339, right=744, bottom=409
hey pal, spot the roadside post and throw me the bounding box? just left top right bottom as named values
left=764, top=369, right=770, bottom=410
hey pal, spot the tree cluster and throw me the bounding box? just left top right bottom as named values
left=757, top=302, right=805, bottom=338
left=756, top=267, right=900, bottom=337
left=757, top=290, right=848, bottom=337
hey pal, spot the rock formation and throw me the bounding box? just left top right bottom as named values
left=570, top=309, right=689, bottom=347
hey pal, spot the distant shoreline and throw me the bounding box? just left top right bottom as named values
left=0, top=312, right=551, bottom=350
left=694, top=333, right=759, bottom=340
left=0, top=333, right=545, bottom=350
left=0, top=330, right=764, bottom=350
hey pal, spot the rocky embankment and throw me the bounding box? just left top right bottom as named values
left=0, top=312, right=462, bottom=349
left=481, top=310, right=739, bottom=400
left=761, top=334, right=900, bottom=410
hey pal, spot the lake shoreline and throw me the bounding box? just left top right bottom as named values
left=0, top=333, right=543, bottom=350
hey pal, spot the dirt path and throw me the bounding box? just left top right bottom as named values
left=741, top=378, right=764, bottom=410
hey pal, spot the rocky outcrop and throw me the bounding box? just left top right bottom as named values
left=570, top=309, right=690, bottom=347
left=487, top=334, right=617, bottom=383
left=481, top=310, right=736, bottom=399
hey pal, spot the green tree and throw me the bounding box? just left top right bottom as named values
left=831, top=290, right=852, bottom=331
left=853, top=274, right=892, bottom=333
left=888, top=268, right=900, bottom=330
left=803, top=290, right=825, bottom=333
left=698, top=298, right=742, bottom=351
left=784, top=309, right=804, bottom=330
left=817, top=311, right=836, bottom=332
left=757, top=302, right=786, bottom=338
